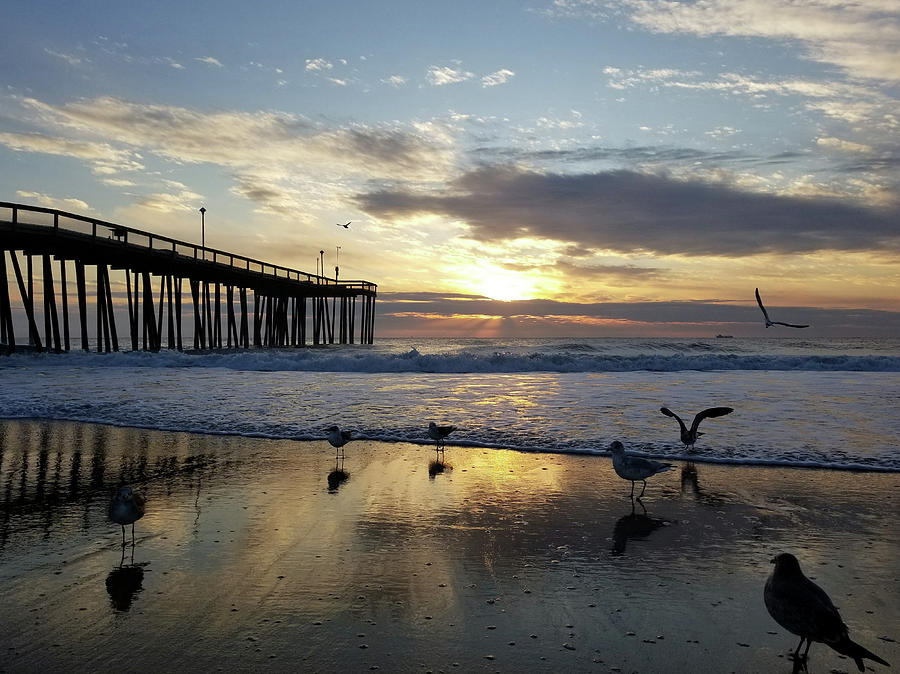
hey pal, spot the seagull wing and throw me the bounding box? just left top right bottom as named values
left=771, top=321, right=809, bottom=328
left=690, top=406, right=734, bottom=434
left=755, top=288, right=771, bottom=323
left=660, top=407, right=687, bottom=434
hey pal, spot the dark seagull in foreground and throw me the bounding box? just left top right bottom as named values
left=326, top=425, right=353, bottom=456
left=109, top=486, right=146, bottom=547
left=765, top=552, right=890, bottom=673
left=660, top=406, right=734, bottom=451
left=336, top=221, right=351, bottom=229
left=428, top=421, right=456, bottom=452
left=756, top=288, right=809, bottom=328
left=609, top=441, right=673, bottom=498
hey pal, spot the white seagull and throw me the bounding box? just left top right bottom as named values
left=660, top=406, right=734, bottom=451
left=765, top=552, right=890, bottom=672
left=326, top=425, right=353, bottom=456
left=428, top=421, right=456, bottom=452
left=756, top=288, right=809, bottom=328
left=109, top=486, right=146, bottom=547
left=609, top=441, right=673, bottom=498
left=336, top=221, right=351, bottom=229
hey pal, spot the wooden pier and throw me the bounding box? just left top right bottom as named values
left=0, top=202, right=376, bottom=353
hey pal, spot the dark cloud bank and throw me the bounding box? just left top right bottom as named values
left=377, top=292, right=900, bottom=338
left=358, top=166, right=900, bottom=256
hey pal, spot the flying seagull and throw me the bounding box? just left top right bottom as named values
left=109, top=486, right=146, bottom=547
left=428, top=421, right=456, bottom=452
left=326, top=425, right=353, bottom=456
left=765, top=552, right=889, bottom=672
left=660, top=406, right=734, bottom=451
left=609, top=440, right=673, bottom=498
left=756, top=288, right=809, bottom=328
left=336, top=221, right=351, bottom=229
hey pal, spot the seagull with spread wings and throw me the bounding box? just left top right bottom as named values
left=756, top=288, right=809, bottom=328
left=660, top=406, right=734, bottom=451
left=336, top=221, right=351, bottom=229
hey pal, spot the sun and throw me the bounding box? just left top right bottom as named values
left=470, top=264, right=540, bottom=302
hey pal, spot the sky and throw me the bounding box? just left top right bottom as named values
left=2, top=0, right=899, bottom=338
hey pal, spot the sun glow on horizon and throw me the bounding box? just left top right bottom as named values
left=462, top=263, right=546, bottom=302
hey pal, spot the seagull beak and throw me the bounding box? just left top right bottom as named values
left=769, top=556, right=776, bottom=564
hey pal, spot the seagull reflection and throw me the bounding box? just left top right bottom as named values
left=327, top=455, right=349, bottom=493
left=428, top=456, right=452, bottom=479
left=105, top=545, right=146, bottom=611
left=105, top=563, right=145, bottom=611
left=611, top=499, right=673, bottom=555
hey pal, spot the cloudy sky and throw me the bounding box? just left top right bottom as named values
left=2, top=0, right=898, bottom=337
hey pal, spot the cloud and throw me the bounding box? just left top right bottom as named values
left=0, top=131, right=145, bottom=174
left=383, top=75, right=407, bottom=87
left=305, top=58, right=333, bottom=71
left=196, top=56, right=223, bottom=68
left=552, top=0, right=900, bottom=82
left=481, top=69, right=515, bottom=87
left=374, top=291, right=900, bottom=337
left=44, top=48, right=86, bottom=67
left=357, top=165, right=900, bottom=256
left=15, top=190, right=91, bottom=213
left=427, top=65, right=474, bottom=86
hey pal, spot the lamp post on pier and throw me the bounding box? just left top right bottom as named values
left=199, top=207, right=206, bottom=258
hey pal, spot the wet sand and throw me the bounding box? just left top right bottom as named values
left=0, top=419, right=897, bottom=673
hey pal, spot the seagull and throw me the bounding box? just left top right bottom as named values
left=109, top=486, right=146, bottom=547
left=660, top=406, right=734, bottom=451
left=765, top=553, right=890, bottom=673
left=326, top=425, right=353, bottom=456
left=336, top=221, right=351, bottom=229
left=756, top=288, right=809, bottom=328
left=428, top=421, right=456, bottom=452
left=609, top=441, right=673, bottom=498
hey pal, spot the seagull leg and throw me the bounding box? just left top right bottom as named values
left=120, top=524, right=126, bottom=547
left=638, top=480, right=647, bottom=498
left=629, top=481, right=635, bottom=498
left=131, top=522, right=136, bottom=547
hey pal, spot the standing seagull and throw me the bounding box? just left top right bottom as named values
left=428, top=421, right=456, bottom=453
left=336, top=221, right=351, bottom=229
left=756, top=288, right=809, bottom=328
left=109, top=486, right=146, bottom=547
left=326, top=425, right=353, bottom=456
left=609, top=441, right=673, bottom=498
left=765, top=553, right=890, bottom=672
left=660, top=406, right=734, bottom=451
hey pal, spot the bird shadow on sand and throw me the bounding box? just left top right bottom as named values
left=105, top=546, right=148, bottom=612
left=611, top=497, right=675, bottom=556
left=428, top=453, right=453, bottom=479
left=327, top=454, right=350, bottom=493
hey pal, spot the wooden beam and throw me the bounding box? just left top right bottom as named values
left=10, top=251, right=43, bottom=351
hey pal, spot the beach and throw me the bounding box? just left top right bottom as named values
left=1, top=419, right=896, bottom=673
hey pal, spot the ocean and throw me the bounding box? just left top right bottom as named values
left=1, top=337, right=899, bottom=471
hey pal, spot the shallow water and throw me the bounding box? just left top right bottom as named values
left=0, top=421, right=897, bottom=673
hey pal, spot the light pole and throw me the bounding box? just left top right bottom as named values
left=335, top=245, right=341, bottom=281
left=199, top=207, right=206, bottom=258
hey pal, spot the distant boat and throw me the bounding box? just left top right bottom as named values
left=716, top=334, right=734, bottom=338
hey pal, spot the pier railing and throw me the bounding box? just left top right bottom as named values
left=0, top=202, right=376, bottom=293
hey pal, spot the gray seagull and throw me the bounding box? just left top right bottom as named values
left=428, top=421, right=456, bottom=452
left=660, top=406, right=734, bottom=451
left=109, top=486, right=146, bottom=547
left=326, top=425, right=353, bottom=456
left=764, top=552, right=890, bottom=672
left=756, top=288, right=809, bottom=328
left=609, top=440, right=673, bottom=498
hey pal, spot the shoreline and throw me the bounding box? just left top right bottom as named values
left=1, top=415, right=897, bottom=474
left=1, top=419, right=897, bottom=673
